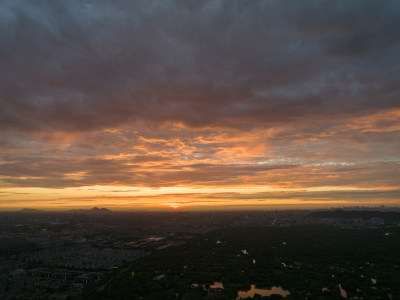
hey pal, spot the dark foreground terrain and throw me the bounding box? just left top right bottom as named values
left=85, top=225, right=400, bottom=300
left=1, top=209, right=400, bottom=299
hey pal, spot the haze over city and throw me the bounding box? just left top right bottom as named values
left=1, top=0, right=399, bottom=211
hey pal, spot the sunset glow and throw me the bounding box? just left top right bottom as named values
left=1, top=1, right=399, bottom=211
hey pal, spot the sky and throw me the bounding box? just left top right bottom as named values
left=0, top=0, right=399, bottom=211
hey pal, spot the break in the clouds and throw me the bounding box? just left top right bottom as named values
left=0, top=0, right=399, bottom=209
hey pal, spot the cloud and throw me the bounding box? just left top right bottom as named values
left=1, top=0, right=399, bottom=133
left=0, top=1, right=399, bottom=207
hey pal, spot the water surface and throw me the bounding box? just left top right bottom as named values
left=210, top=282, right=224, bottom=289
left=236, top=284, right=290, bottom=299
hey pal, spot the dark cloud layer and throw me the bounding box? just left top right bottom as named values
left=1, top=0, right=400, bottom=132
left=1, top=1, right=399, bottom=208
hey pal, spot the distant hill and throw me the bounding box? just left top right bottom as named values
left=69, top=207, right=112, bottom=213
left=90, top=207, right=112, bottom=213
left=308, top=210, right=400, bottom=221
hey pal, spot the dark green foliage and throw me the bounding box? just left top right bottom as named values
left=83, top=226, right=400, bottom=299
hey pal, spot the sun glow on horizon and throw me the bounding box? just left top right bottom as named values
left=164, top=202, right=186, bottom=210
left=0, top=183, right=398, bottom=211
